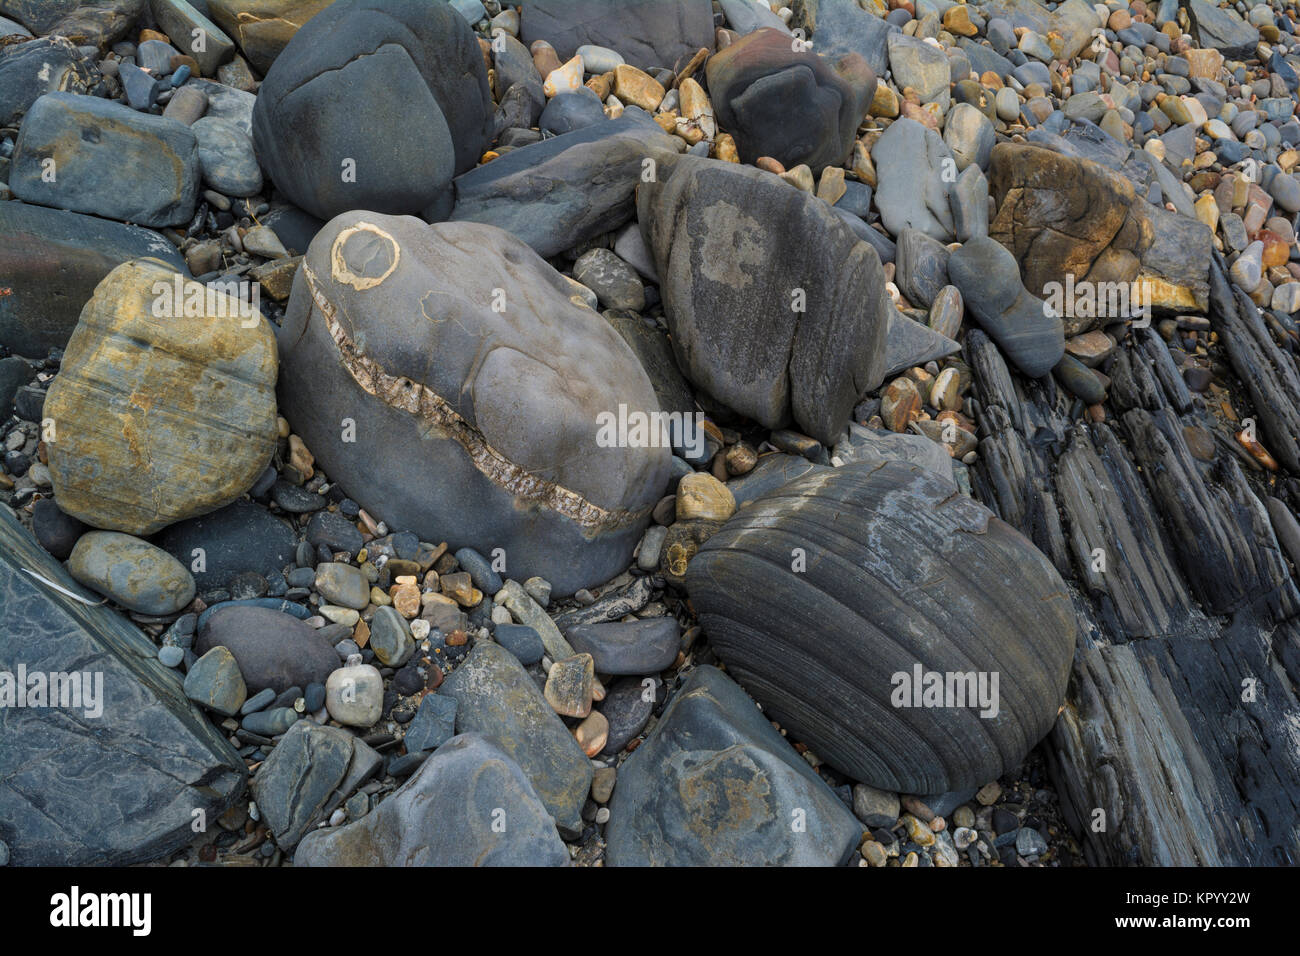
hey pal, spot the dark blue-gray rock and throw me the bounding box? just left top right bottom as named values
left=944, top=101, right=995, bottom=171
left=152, top=499, right=296, bottom=591
left=1190, top=0, right=1259, bottom=58
left=195, top=605, right=338, bottom=694
left=368, top=605, right=414, bottom=667
left=451, top=111, right=681, bottom=259
left=977, top=0, right=1097, bottom=60
left=67, top=531, right=196, bottom=615
left=605, top=665, right=863, bottom=866
left=519, top=0, right=714, bottom=70
left=454, top=547, right=503, bottom=596
left=791, top=0, right=898, bottom=75
left=30, top=497, right=86, bottom=560
left=0, top=201, right=187, bottom=360
left=11, top=92, right=199, bottom=228
left=249, top=719, right=354, bottom=848
left=0, top=356, right=28, bottom=417
left=685, top=462, right=1077, bottom=793
left=494, top=623, right=545, bottom=665
left=314, top=562, right=369, bottom=611
left=183, top=645, right=247, bottom=716
left=948, top=236, right=1064, bottom=378
left=882, top=311, right=961, bottom=377
left=603, top=310, right=695, bottom=430
left=539, top=88, right=606, bottom=134
left=895, top=228, right=950, bottom=309
left=261, top=200, right=324, bottom=257
left=0, top=35, right=100, bottom=126
left=192, top=115, right=261, bottom=196
left=277, top=212, right=669, bottom=597
left=565, top=618, right=679, bottom=675
left=638, top=155, right=889, bottom=445
left=295, top=733, right=568, bottom=865
left=597, top=674, right=659, bottom=755
left=304, top=510, right=363, bottom=555
left=873, top=117, right=959, bottom=241
left=705, top=27, right=876, bottom=173
left=0, top=507, right=244, bottom=865
left=440, top=642, right=592, bottom=837
left=574, top=248, right=645, bottom=312
left=149, top=0, right=237, bottom=76
left=1053, top=353, right=1106, bottom=404
left=185, top=77, right=254, bottom=135
left=0, top=0, right=144, bottom=48
left=252, top=0, right=493, bottom=222
left=241, top=705, right=298, bottom=736
left=119, top=61, right=160, bottom=109
left=403, top=692, right=457, bottom=752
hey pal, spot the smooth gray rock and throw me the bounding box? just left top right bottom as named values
left=151, top=499, right=296, bottom=591
left=183, top=645, right=247, bottom=716
left=832, top=423, right=954, bottom=481
left=1190, top=0, right=1259, bottom=58
left=882, top=311, right=961, bottom=377
left=873, top=117, right=959, bottom=241
left=439, top=642, right=592, bottom=838
left=944, top=101, right=995, bottom=171
left=11, top=92, right=199, bottom=228
left=795, top=0, right=898, bottom=75
left=605, top=665, right=862, bottom=866
left=195, top=605, right=338, bottom=694
left=887, top=31, right=950, bottom=107
left=720, top=0, right=791, bottom=33
left=148, top=0, right=236, bottom=76
left=67, top=531, right=196, bottom=615
left=564, top=618, right=680, bottom=675
left=0, top=200, right=187, bottom=359
left=0, top=507, right=244, bottom=865
left=895, top=228, right=950, bottom=309
left=403, top=692, right=457, bottom=752
left=249, top=719, right=355, bottom=848
left=277, top=213, right=669, bottom=597
left=295, top=734, right=568, bottom=865
left=192, top=115, right=261, bottom=197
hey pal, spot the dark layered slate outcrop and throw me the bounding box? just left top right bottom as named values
left=687, top=461, right=1077, bottom=794
left=0, top=507, right=246, bottom=865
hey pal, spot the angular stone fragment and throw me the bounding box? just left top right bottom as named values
left=249, top=719, right=354, bottom=848
left=295, top=734, right=568, bottom=866
left=605, top=665, right=862, bottom=865
left=205, top=0, right=333, bottom=74
left=43, top=259, right=278, bottom=535
left=686, top=462, right=1077, bottom=793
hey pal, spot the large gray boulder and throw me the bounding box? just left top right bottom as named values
left=605, top=665, right=863, bottom=866
left=295, top=734, right=569, bottom=866
left=0, top=35, right=100, bottom=127
left=0, top=507, right=245, bottom=865
left=11, top=92, right=200, bottom=228
left=252, top=0, right=493, bottom=222
left=277, top=212, right=669, bottom=596
left=638, top=156, right=890, bottom=445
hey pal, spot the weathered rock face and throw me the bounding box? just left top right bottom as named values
left=0, top=508, right=245, bottom=865
left=205, top=0, right=333, bottom=74
left=0, top=35, right=101, bottom=126
left=252, top=0, right=493, bottom=223
left=605, top=665, right=863, bottom=866
left=519, top=0, right=714, bottom=70
left=296, top=734, right=569, bottom=866
left=11, top=92, right=200, bottom=228
left=988, top=142, right=1212, bottom=316
left=439, top=643, right=593, bottom=838
left=790, top=0, right=898, bottom=75
left=686, top=462, right=1077, bottom=794
left=451, top=111, right=681, bottom=259
left=0, top=201, right=187, bottom=359
left=43, top=258, right=278, bottom=535
left=638, top=155, right=889, bottom=445
left=706, top=27, right=875, bottom=173
left=278, top=213, right=668, bottom=596
left=0, top=0, right=143, bottom=48
left=1189, top=0, right=1259, bottom=59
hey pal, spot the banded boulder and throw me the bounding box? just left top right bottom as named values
left=277, top=212, right=670, bottom=596
left=686, top=461, right=1077, bottom=794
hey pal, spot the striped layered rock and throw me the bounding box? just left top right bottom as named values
left=686, top=461, right=1077, bottom=794
left=44, top=258, right=278, bottom=535
left=277, top=212, right=670, bottom=596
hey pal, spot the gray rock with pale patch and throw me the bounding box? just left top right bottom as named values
left=605, top=665, right=862, bottom=866
left=295, top=734, right=568, bottom=866
left=832, top=424, right=954, bottom=482
left=882, top=311, right=961, bottom=377
left=68, top=531, right=196, bottom=615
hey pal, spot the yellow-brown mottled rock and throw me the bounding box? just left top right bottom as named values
left=613, top=63, right=665, bottom=112
left=676, top=473, right=736, bottom=521
left=206, top=0, right=333, bottom=74
left=44, top=258, right=278, bottom=535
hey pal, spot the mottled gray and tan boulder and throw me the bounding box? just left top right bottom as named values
left=0, top=35, right=101, bottom=126
left=205, top=0, right=333, bottom=74
left=638, top=155, right=890, bottom=445
left=296, top=734, right=569, bottom=866
left=0, top=507, right=245, bottom=865
left=605, top=665, right=862, bottom=866
left=43, top=258, right=279, bottom=535
left=277, top=212, right=669, bottom=596
left=686, top=461, right=1077, bottom=794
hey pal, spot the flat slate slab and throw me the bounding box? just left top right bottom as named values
left=0, top=506, right=245, bottom=865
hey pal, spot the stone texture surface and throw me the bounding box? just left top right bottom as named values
left=295, top=733, right=569, bottom=866
left=205, top=0, right=333, bottom=74
left=0, top=507, right=245, bottom=866
left=519, top=0, right=714, bottom=70
left=195, top=605, right=338, bottom=695
left=277, top=212, right=668, bottom=597
left=43, top=259, right=278, bottom=535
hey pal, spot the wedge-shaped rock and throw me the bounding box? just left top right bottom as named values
left=205, top=0, right=333, bottom=73
left=44, top=258, right=278, bottom=535
left=605, top=665, right=862, bottom=866
left=278, top=213, right=668, bottom=596
left=638, top=156, right=889, bottom=445
left=296, top=734, right=569, bottom=866
left=686, top=462, right=1077, bottom=794
left=0, top=508, right=245, bottom=865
